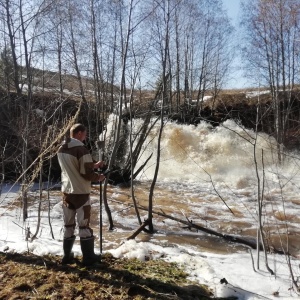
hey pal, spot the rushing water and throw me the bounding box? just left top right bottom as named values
left=96, top=118, right=300, bottom=256
left=3, top=117, right=298, bottom=257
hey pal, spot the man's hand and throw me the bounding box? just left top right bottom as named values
left=94, top=160, right=105, bottom=169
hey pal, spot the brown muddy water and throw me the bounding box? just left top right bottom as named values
left=88, top=182, right=300, bottom=257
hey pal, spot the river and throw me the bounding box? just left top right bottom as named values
left=90, top=118, right=300, bottom=257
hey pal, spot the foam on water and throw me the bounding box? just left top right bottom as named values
left=106, top=115, right=300, bottom=191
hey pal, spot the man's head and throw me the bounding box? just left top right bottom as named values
left=70, top=123, right=87, bottom=142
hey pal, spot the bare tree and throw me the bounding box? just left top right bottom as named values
left=0, top=0, right=22, bottom=95
left=147, top=0, right=175, bottom=231
left=241, top=0, right=300, bottom=162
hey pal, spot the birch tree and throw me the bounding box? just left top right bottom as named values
left=0, top=0, right=52, bottom=220
left=241, top=0, right=300, bottom=162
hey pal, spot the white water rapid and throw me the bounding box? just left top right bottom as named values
left=104, top=116, right=300, bottom=256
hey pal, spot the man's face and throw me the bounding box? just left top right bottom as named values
left=76, top=130, right=87, bottom=142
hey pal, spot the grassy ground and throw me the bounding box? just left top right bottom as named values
left=0, top=251, right=238, bottom=300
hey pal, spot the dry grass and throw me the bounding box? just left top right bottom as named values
left=0, top=251, right=238, bottom=300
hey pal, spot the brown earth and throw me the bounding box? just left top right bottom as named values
left=0, top=251, right=237, bottom=300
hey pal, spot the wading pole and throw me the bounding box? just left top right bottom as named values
left=99, top=180, right=103, bottom=254
left=97, top=138, right=105, bottom=254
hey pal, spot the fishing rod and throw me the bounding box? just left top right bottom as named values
left=97, top=139, right=105, bottom=254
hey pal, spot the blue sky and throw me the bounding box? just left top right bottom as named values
left=222, top=0, right=241, bottom=24
left=222, top=0, right=248, bottom=89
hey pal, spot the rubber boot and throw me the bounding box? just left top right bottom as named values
left=80, top=236, right=101, bottom=266
left=62, top=235, right=75, bottom=264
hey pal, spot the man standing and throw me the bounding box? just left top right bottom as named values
left=57, top=123, right=105, bottom=266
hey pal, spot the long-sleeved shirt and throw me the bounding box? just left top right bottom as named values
left=57, top=137, right=99, bottom=209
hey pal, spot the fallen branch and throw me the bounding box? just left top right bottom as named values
left=155, top=207, right=260, bottom=249
left=127, top=219, right=150, bottom=240
left=131, top=204, right=286, bottom=254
